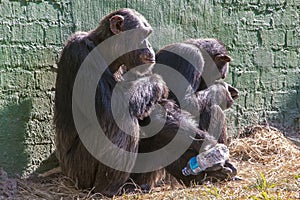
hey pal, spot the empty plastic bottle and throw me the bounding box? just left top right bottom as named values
left=182, top=143, right=230, bottom=176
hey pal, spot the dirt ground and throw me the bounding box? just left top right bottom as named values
left=1, top=125, right=299, bottom=200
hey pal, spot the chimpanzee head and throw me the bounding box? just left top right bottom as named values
left=95, top=8, right=155, bottom=75
left=185, top=38, right=231, bottom=90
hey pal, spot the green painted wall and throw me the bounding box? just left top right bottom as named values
left=0, top=0, right=299, bottom=176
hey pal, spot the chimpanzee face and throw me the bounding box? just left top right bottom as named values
left=108, top=9, right=155, bottom=75
left=118, top=38, right=155, bottom=76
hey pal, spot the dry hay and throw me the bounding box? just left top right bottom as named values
left=3, top=125, right=300, bottom=199
left=14, top=174, right=112, bottom=200
left=230, top=125, right=300, bottom=164
left=226, top=125, right=300, bottom=199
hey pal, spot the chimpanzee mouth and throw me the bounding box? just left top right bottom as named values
left=142, top=58, right=156, bottom=64
left=227, top=99, right=234, bottom=109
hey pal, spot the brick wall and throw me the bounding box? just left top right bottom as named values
left=0, top=0, right=73, bottom=176
left=0, top=0, right=299, bottom=176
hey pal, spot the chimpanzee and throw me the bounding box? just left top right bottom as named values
left=54, top=9, right=236, bottom=196
left=153, top=38, right=238, bottom=144
left=149, top=38, right=238, bottom=185
left=54, top=8, right=157, bottom=196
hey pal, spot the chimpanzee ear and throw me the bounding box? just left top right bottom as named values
left=109, top=15, right=124, bottom=35
left=215, top=54, right=231, bottom=62
left=227, top=84, right=239, bottom=100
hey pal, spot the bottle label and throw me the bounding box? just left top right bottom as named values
left=189, top=156, right=202, bottom=174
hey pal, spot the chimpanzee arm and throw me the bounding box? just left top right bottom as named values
left=135, top=100, right=236, bottom=186
left=128, top=74, right=168, bottom=119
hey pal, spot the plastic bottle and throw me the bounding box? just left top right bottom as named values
left=182, top=143, right=230, bottom=176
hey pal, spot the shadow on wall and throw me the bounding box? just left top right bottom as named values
left=269, top=80, right=300, bottom=133
left=0, top=99, right=32, bottom=177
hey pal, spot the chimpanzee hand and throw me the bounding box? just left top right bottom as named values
left=202, top=160, right=237, bottom=181
left=165, top=146, right=238, bottom=187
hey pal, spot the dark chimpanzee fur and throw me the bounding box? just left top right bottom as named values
left=184, top=81, right=239, bottom=145
left=54, top=8, right=158, bottom=196
left=149, top=38, right=239, bottom=185
left=135, top=99, right=237, bottom=187
left=54, top=9, right=236, bottom=196
left=155, top=38, right=232, bottom=95
left=184, top=38, right=232, bottom=91
left=154, top=38, right=238, bottom=145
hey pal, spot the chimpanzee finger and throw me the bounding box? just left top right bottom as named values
left=220, top=166, right=233, bottom=174
left=203, top=163, right=224, bottom=172
left=224, top=160, right=238, bottom=176
left=202, top=161, right=237, bottom=182
left=203, top=170, right=230, bottom=182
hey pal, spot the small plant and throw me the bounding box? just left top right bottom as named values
left=204, top=185, right=221, bottom=199
left=249, top=172, right=279, bottom=200
left=255, top=173, right=276, bottom=192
